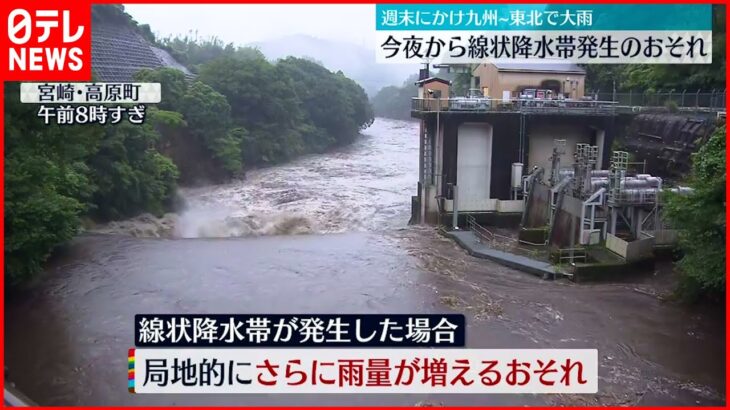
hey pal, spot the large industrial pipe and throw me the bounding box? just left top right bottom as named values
left=452, top=185, right=459, bottom=230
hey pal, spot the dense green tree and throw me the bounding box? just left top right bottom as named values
left=152, top=34, right=374, bottom=163
left=277, top=58, right=373, bottom=147
left=277, top=58, right=352, bottom=146
left=157, top=35, right=232, bottom=73
left=664, top=125, right=726, bottom=301
left=156, top=34, right=265, bottom=74
left=585, top=5, right=726, bottom=92
left=198, top=55, right=308, bottom=164
left=370, top=74, right=419, bottom=120
left=179, top=81, right=244, bottom=173
left=337, top=72, right=375, bottom=137
left=4, top=84, right=98, bottom=283
left=133, top=67, right=246, bottom=176
left=134, top=68, right=188, bottom=111
left=88, top=120, right=178, bottom=220
left=4, top=83, right=179, bottom=283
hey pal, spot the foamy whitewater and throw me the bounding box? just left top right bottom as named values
left=91, top=119, right=419, bottom=238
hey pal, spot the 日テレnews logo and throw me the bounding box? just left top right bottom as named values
left=2, top=2, right=91, bottom=80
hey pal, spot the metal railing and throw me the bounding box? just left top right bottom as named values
left=465, top=214, right=545, bottom=251
left=412, top=89, right=726, bottom=115
left=466, top=214, right=497, bottom=244
left=591, top=89, right=726, bottom=110
left=556, top=247, right=588, bottom=264
left=412, top=97, right=618, bottom=115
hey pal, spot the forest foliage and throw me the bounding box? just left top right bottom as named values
left=370, top=74, right=419, bottom=121
left=664, top=126, right=726, bottom=301
left=585, top=5, right=726, bottom=92
left=5, top=84, right=179, bottom=282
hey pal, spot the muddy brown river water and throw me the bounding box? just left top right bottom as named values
left=5, top=119, right=726, bottom=406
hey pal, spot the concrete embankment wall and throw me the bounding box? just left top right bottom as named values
left=435, top=113, right=616, bottom=202
left=615, top=113, right=719, bottom=181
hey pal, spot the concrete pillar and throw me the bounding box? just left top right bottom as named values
left=452, top=185, right=459, bottom=229
left=419, top=121, right=426, bottom=224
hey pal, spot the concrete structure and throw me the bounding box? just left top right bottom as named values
left=472, top=61, right=586, bottom=99
left=411, top=65, right=716, bottom=280
left=410, top=103, right=616, bottom=226
left=447, top=230, right=558, bottom=279
left=520, top=141, right=686, bottom=265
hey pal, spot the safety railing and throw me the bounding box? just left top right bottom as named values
left=591, top=89, right=726, bottom=110
left=465, top=214, right=545, bottom=252
left=556, top=247, right=588, bottom=265
left=466, top=214, right=496, bottom=244
left=412, top=97, right=618, bottom=115
left=412, top=89, right=726, bottom=115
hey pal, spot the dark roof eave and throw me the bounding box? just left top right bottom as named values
left=497, top=68, right=586, bottom=75
left=415, top=77, right=452, bottom=86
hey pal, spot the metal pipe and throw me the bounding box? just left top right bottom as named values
left=610, top=208, right=617, bottom=234
left=452, top=185, right=459, bottom=230
left=580, top=195, right=586, bottom=244
left=655, top=178, right=662, bottom=232
left=569, top=216, right=575, bottom=264
left=591, top=203, right=596, bottom=230
left=518, top=238, right=548, bottom=246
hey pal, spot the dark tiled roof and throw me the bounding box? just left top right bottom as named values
left=414, top=77, right=451, bottom=86
left=493, top=60, right=585, bottom=74
left=91, top=23, right=192, bottom=82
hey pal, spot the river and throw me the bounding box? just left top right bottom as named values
left=5, top=118, right=725, bottom=406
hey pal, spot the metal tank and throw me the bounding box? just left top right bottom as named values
left=620, top=188, right=660, bottom=203
left=511, top=162, right=524, bottom=189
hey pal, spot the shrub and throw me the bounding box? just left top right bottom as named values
left=664, top=125, right=726, bottom=301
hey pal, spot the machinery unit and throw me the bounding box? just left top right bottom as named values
left=521, top=140, right=689, bottom=249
